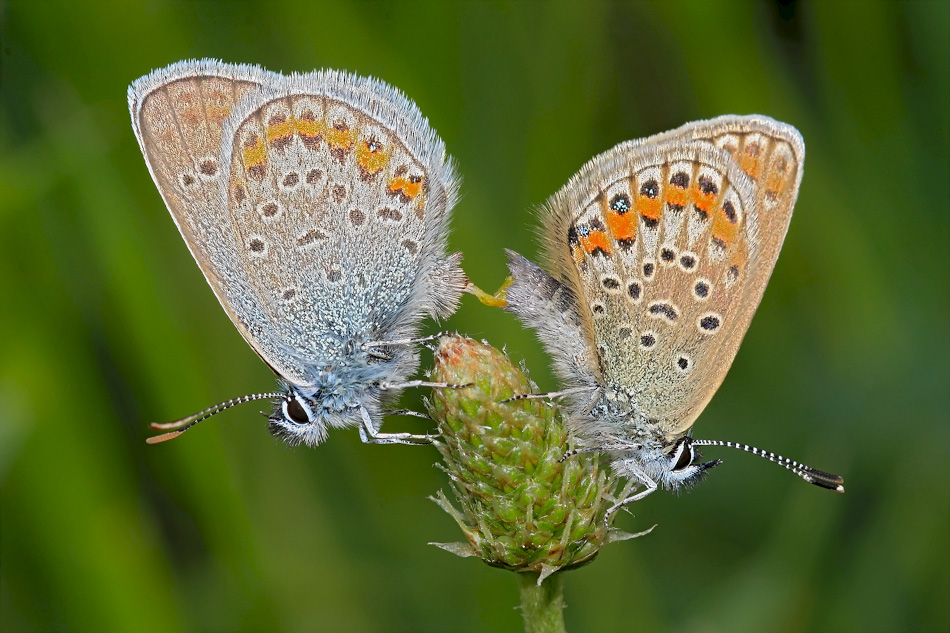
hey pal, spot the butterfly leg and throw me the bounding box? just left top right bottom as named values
left=357, top=406, right=438, bottom=445
left=381, top=380, right=473, bottom=391
left=500, top=386, right=591, bottom=405
left=363, top=332, right=452, bottom=352
left=603, top=473, right=658, bottom=526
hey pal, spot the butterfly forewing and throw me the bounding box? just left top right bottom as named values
left=218, top=73, right=461, bottom=385
left=129, top=61, right=290, bottom=375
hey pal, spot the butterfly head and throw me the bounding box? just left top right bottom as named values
left=658, top=436, right=723, bottom=489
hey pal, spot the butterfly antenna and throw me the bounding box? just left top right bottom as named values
left=146, top=392, right=283, bottom=444
left=691, top=439, right=845, bottom=492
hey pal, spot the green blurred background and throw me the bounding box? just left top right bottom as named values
left=1, top=1, right=947, bottom=631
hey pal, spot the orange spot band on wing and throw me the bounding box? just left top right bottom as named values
left=242, top=138, right=267, bottom=169
left=740, top=151, right=762, bottom=180
left=712, top=207, right=740, bottom=245
left=693, top=188, right=717, bottom=214
left=356, top=142, right=389, bottom=174
left=207, top=105, right=231, bottom=124
left=638, top=195, right=662, bottom=221
left=606, top=210, right=637, bottom=241
left=667, top=185, right=689, bottom=208
left=295, top=116, right=324, bottom=139
left=580, top=230, right=611, bottom=255
left=388, top=176, right=421, bottom=200
left=327, top=126, right=353, bottom=151
left=267, top=118, right=294, bottom=145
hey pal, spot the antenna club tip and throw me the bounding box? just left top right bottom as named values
left=146, top=430, right=182, bottom=444
left=835, top=485, right=845, bottom=493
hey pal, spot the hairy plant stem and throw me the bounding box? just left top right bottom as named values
left=518, top=571, right=566, bottom=633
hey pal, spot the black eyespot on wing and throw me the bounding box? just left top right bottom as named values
left=610, top=193, right=632, bottom=213
left=640, top=179, right=660, bottom=199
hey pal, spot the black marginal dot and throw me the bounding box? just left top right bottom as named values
left=728, top=264, right=740, bottom=281
left=643, top=262, right=655, bottom=278
left=642, top=216, right=659, bottom=229
left=640, top=179, right=660, bottom=199
left=592, top=303, right=605, bottom=315
left=617, top=238, right=634, bottom=251
left=661, top=248, right=676, bottom=263
left=670, top=171, right=689, bottom=188
left=181, top=173, right=195, bottom=186
left=680, top=254, right=696, bottom=269
left=640, top=333, right=656, bottom=348
left=723, top=200, right=738, bottom=223
left=700, top=315, right=721, bottom=331
left=677, top=356, right=690, bottom=370
left=698, top=175, right=718, bottom=195
left=602, top=277, right=620, bottom=290
left=628, top=282, right=641, bottom=300
left=610, top=193, right=632, bottom=213
left=694, top=281, right=709, bottom=298
left=249, top=238, right=264, bottom=252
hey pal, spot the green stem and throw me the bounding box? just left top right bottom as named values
left=518, top=571, right=566, bottom=633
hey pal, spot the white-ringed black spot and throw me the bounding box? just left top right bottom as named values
left=661, top=247, right=676, bottom=264
left=694, top=279, right=710, bottom=299
left=282, top=172, right=299, bottom=187
left=180, top=173, right=195, bottom=187
left=248, top=237, right=265, bottom=253
left=601, top=276, right=621, bottom=292
left=679, top=253, right=697, bottom=270
left=648, top=301, right=679, bottom=322
left=640, top=332, right=657, bottom=349
left=296, top=229, right=327, bottom=247
left=628, top=281, right=642, bottom=301
left=675, top=355, right=692, bottom=373
left=199, top=159, right=218, bottom=176
left=643, top=261, right=656, bottom=279
left=699, top=314, right=722, bottom=332
left=591, top=301, right=606, bottom=317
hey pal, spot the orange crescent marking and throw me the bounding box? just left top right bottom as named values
left=740, top=151, right=762, bottom=180
left=266, top=118, right=295, bottom=146
left=388, top=176, right=422, bottom=200
left=327, top=126, right=353, bottom=151
left=712, top=206, right=740, bottom=245
left=580, top=230, right=612, bottom=255
left=667, top=186, right=689, bottom=208
left=242, top=138, right=267, bottom=169
left=638, top=195, right=663, bottom=221
left=294, top=116, right=324, bottom=139
left=606, top=210, right=637, bottom=241
left=693, top=188, right=717, bottom=214
left=356, top=142, right=389, bottom=174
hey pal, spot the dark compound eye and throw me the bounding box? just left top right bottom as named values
left=672, top=441, right=694, bottom=471
left=285, top=397, right=309, bottom=424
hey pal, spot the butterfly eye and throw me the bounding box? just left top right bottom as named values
left=671, top=440, right=695, bottom=472
left=284, top=397, right=310, bottom=425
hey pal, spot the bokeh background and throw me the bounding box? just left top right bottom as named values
left=2, top=1, right=947, bottom=632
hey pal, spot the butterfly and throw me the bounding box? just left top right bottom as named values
left=504, top=115, right=844, bottom=518
left=129, top=59, right=465, bottom=447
